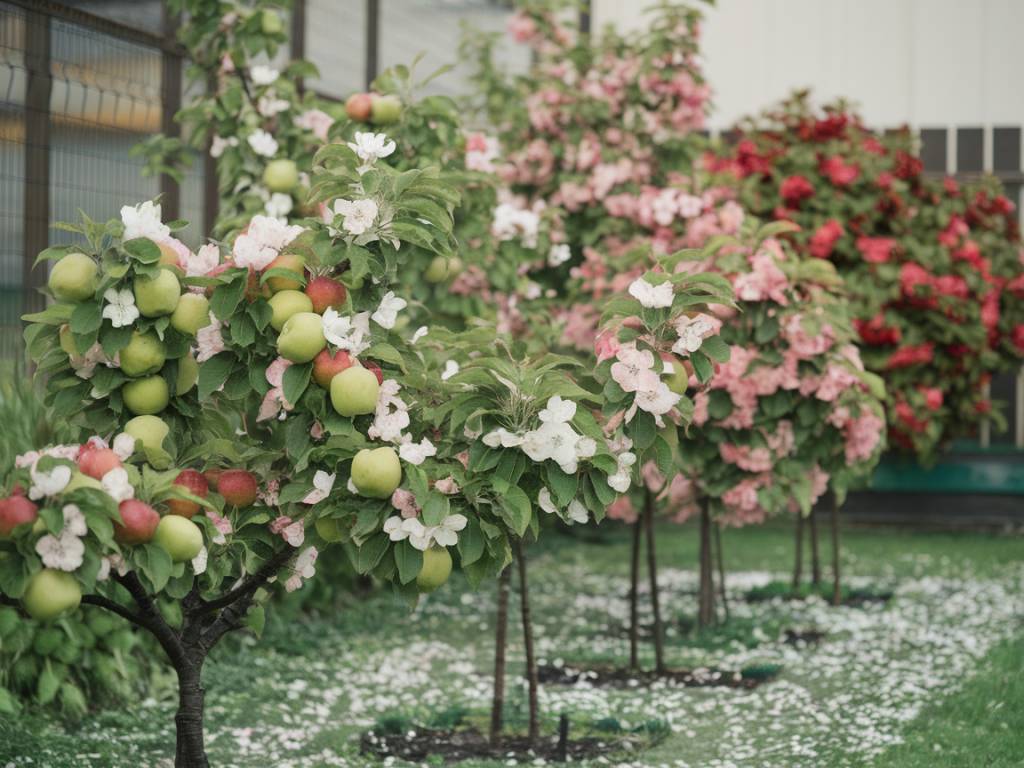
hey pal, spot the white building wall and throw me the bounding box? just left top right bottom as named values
left=592, top=0, right=1024, bottom=132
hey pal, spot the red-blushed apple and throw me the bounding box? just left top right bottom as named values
left=48, top=253, right=98, bottom=302
left=170, top=293, right=211, bottom=336
left=166, top=469, right=208, bottom=518
left=154, top=515, right=204, bottom=563
left=350, top=447, right=401, bottom=498
left=203, top=468, right=223, bottom=492
left=370, top=94, right=402, bottom=125
left=156, top=240, right=184, bottom=274
left=219, top=469, right=258, bottom=508
left=269, top=290, right=314, bottom=331
left=119, top=331, right=167, bottom=377
left=305, top=275, right=347, bottom=314
left=133, top=267, right=181, bottom=317
left=264, top=252, right=305, bottom=292
left=0, top=495, right=38, bottom=538
left=416, top=547, right=453, bottom=592
left=114, top=499, right=160, bottom=545
left=263, top=159, right=299, bottom=194
left=361, top=360, right=384, bottom=385
left=123, top=375, right=170, bottom=415
left=424, top=255, right=463, bottom=284
left=312, top=348, right=354, bottom=389
left=176, top=352, right=199, bottom=396
left=23, top=569, right=81, bottom=621
left=345, top=92, right=373, bottom=122
left=330, top=365, right=380, bottom=416
left=277, top=312, right=326, bottom=363
left=78, top=446, right=122, bottom=480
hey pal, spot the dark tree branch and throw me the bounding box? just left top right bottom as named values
left=113, top=571, right=188, bottom=668
left=0, top=593, right=18, bottom=608
left=194, top=546, right=294, bottom=616
left=81, top=593, right=146, bottom=627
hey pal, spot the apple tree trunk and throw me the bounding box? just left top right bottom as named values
left=831, top=495, right=842, bottom=606
left=642, top=489, right=665, bottom=674
left=628, top=517, right=642, bottom=670
left=489, top=567, right=512, bottom=746
left=697, top=503, right=716, bottom=629
left=515, top=542, right=540, bottom=745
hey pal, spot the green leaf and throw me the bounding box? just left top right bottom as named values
left=138, top=544, right=173, bottom=592
left=690, top=350, right=713, bottom=383
left=282, top=362, right=312, bottom=405
left=457, top=518, right=485, bottom=566
left=210, top=273, right=248, bottom=320
left=69, top=301, right=102, bottom=335
left=393, top=541, right=423, bottom=585
left=198, top=352, right=233, bottom=399
left=122, top=238, right=161, bottom=264
left=700, top=335, right=731, bottom=363
left=496, top=486, right=532, bottom=536
left=356, top=534, right=389, bottom=574
left=546, top=465, right=578, bottom=507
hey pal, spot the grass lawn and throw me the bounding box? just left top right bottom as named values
left=1, top=520, right=1021, bottom=767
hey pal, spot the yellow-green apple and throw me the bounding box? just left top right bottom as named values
left=314, top=517, right=345, bottom=542
left=219, top=469, right=258, bottom=508
left=416, top=547, right=453, bottom=592
left=330, top=365, right=380, bottom=416
left=124, top=415, right=170, bottom=460
left=0, top=495, right=38, bottom=538
left=304, top=275, right=347, bottom=314
left=123, top=375, right=170, bottom=415
left=664, top=356, right=693, bottom=396
left=134, top=267, right=181, bottom=317
left=154, top=515, right=203, bottom=562
left=48, top=253, right=98, bottom=302
left=176, top=353, right=199, bottom=395
left=62, top=471, right=104, bottom=494
left=170, top=293, right=211, bottom=336
left=269, top=290, right=314, bottom=331
left=78, top=445, right=122, bottom=480
left=312, top=348, right=353, bottom=389
left=424, top=255, right=463, bottom=284
left=370, top=94, right=402, bottom=125
left=119, top=331, right=166, bottom=377
left=114, top=499, right=160, bottom=544
left=23, top=569, right=81, bottom=621
left=345, top=92, right=373, bottom=122
left=166, top=469, right=208, bottom=518
left=59, top=325, right=80, bottom=356
left=262, top=159, right=299, bottom=194
left=350, top=447, right=401, bottom=498
left=265, top=252, right=306, bottom=292
left=156, top=240, right=184, bottom=274
left=277, top=311, right=326, bottom=363
left=260, top=8, right=283, bottom=34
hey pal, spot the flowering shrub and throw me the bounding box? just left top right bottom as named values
left=707, top=93, right=1024, bottom=460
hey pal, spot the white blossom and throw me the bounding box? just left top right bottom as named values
left=257, top=95, right=290, bottom=117
left=185, top=243, right=221, bottom=278
left=441, top=360, right=460, bottom=381
left=247, top=129, right=279, bottom=158
left=35, top=532, right=85, bottom=572
left=101, top=467, right=134, bottom=503
left=548, top=243, right=572, bottom=267
left=538, top=395, right=576, bottom=424
left=399, top=437, right=436, bottom=466
left=322, top=309, right=372, bottom=355
left=210, top=135, right=238, bottom=158
left=567, top=499, right=588, bottom=524
left=101, top=288, right=140, bottom=328
left=411, top=326, right=429, bottom=344
left=628, top=276, right=675, bottom=309
left=608, top=450, right=636, bottom=493
left=303, top=471, right=336, bottom=505
left=121, top=200, right=169, bottom=242
left=371, top=291, right=407, bottom=329
left=191, top=546, right=208, bottom=575
left=430, top=514, right=467, bottom=547
left=332, top=198, right=379, bottom=236
left=112, top=433, right=136, bottom=460
left=29, top=464, right=72, bottom=500
left=673, top=313, right=718, bottom=355
left=249, top=65, right=279, bottom=86
left=61, top=504, right=88, bottom=537
left=347, top=131, right=396, bottom=168
left=538, top=488, right=558, bottom=514
left=264, top=192, right=293, bottom=221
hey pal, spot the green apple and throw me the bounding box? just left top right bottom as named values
left=265, top=252, right=306, bottom=293
left=123, top=375, right=170, bottom=415
left=170, top=293, right=210, bottom=336
left=276, top=311, right=326, bottom=363
left=59, top=324, right=80, bottom=356
left=424, top=256, right=463, bottom=284
left=153, top=515, right=204, bottom=563
left=176, top=353, right=199, bottom=395
left=62, top=471, right=104, bottom=495
left=124, top=415, right=170, bottom=467
left=269, top=290, right=314, bottom=331
left=371, top=94, right=402, bottom=125
left=48, top=253, right=98, bottom=302
left=315, top=517, right=345, bottom=543
left=260, top=8, right=283, bottom=34
left=133, top=268, right=181, bottom=317
left=23, top=569, right=81, bottom=621
left=350, top=447, right=401, bottom=499
left=416, top=547, right=453, bottom=592
left=330, top=365, right=380, bottom=416
left=263, top=159, right=299, bottom=194
left=119, top=331, right=166, bottom=377
left=664, top=357, right=691, bottom=396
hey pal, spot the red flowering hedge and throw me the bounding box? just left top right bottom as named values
left=707, top=92, right=1024, bottom=461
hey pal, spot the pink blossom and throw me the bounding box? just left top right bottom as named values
left=610, top=345, right=660, bottom=394
left=434, top=476, right=459, bottom=495
left=390, top=488, right=420, bottom=518
left=295, top=109, right=334, bottom=142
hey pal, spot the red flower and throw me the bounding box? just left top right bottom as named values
left=813, top=114, right=848, bottom=141
left=876, top=171, right=894, bottom=190
left=734, top=139, right=773, bottom=176
left=887, top=342, right=935, bottom=369
left=943, top=177, right=960, bottom=196
left=1008, top=274, right=1024, bottom=299
left=856, top=236, right=898, bottom=264
left=975, top=400, right=992, bottom=415
left=894, top=151, right=923, bottom=180
left=1012, top=324, right=1024, bottom=352
left=809, top=219, right=844, bottom=258
left=921, top=387, right=943, bottom=411
left=899, top=262, right=934, bottom=296
left=938, top=215, right=968, bottom=247
left=780, top=175, right=814, bottom=206
left=895, top=401, right=928, bottom=432
left=981, top=290, right=999, bottom=331
left=855, top=314, right=902, bottom=346
left=862, top=136, right=886, bottom=155
left=933, top=274, right=969, bottom=298
left=820, top=155, right=860, bottom=186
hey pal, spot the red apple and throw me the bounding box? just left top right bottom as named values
left=166, top=469, right=209, bottom=519
left=345, top=92, right=373, bottom=122
left=114, top=500, right=160, bottom=545
left=362, top=360, right=384, bottom=385
left=78, top=446, right=122, bottom=480
left=305, top=276, right=347, bottom=314
left=219, top=469, right=258, bottom=508
left=0, top=495, right=39, bottom=538
left=313, top=348, right=354, bottom=389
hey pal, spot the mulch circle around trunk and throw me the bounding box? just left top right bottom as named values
left=537, top=662, right=778, bottom=689
left=361, top=726, right=636, bottom=763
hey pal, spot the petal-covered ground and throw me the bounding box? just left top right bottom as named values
left=1, top=523, right=1021, bottom=767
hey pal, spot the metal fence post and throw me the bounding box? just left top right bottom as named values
left=365, top=0, right=379, bottom=89
left=160, top=1, right=182, bottom=222
left=292, top=0, right=306, bottom=94
left=23, top=8, right=52, bottom=317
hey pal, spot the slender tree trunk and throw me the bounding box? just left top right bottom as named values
left=628, top=518, right=642, bottom=670
left=697, top=503, right=715, bottom=629
left=831, top=495, right=842, bottom=607
left=174, top=659, right=208, bottom=768
left=515, top=543, right=539, bottom=745
left=792, top=514, right=804, bottom=590
left=809, top=511, right=822, bottom=587
left=713, top=523, right=729, bottom=623
left=642, top=489, right=665, bottom=674
left=489, top=567, right=511, bottom=747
